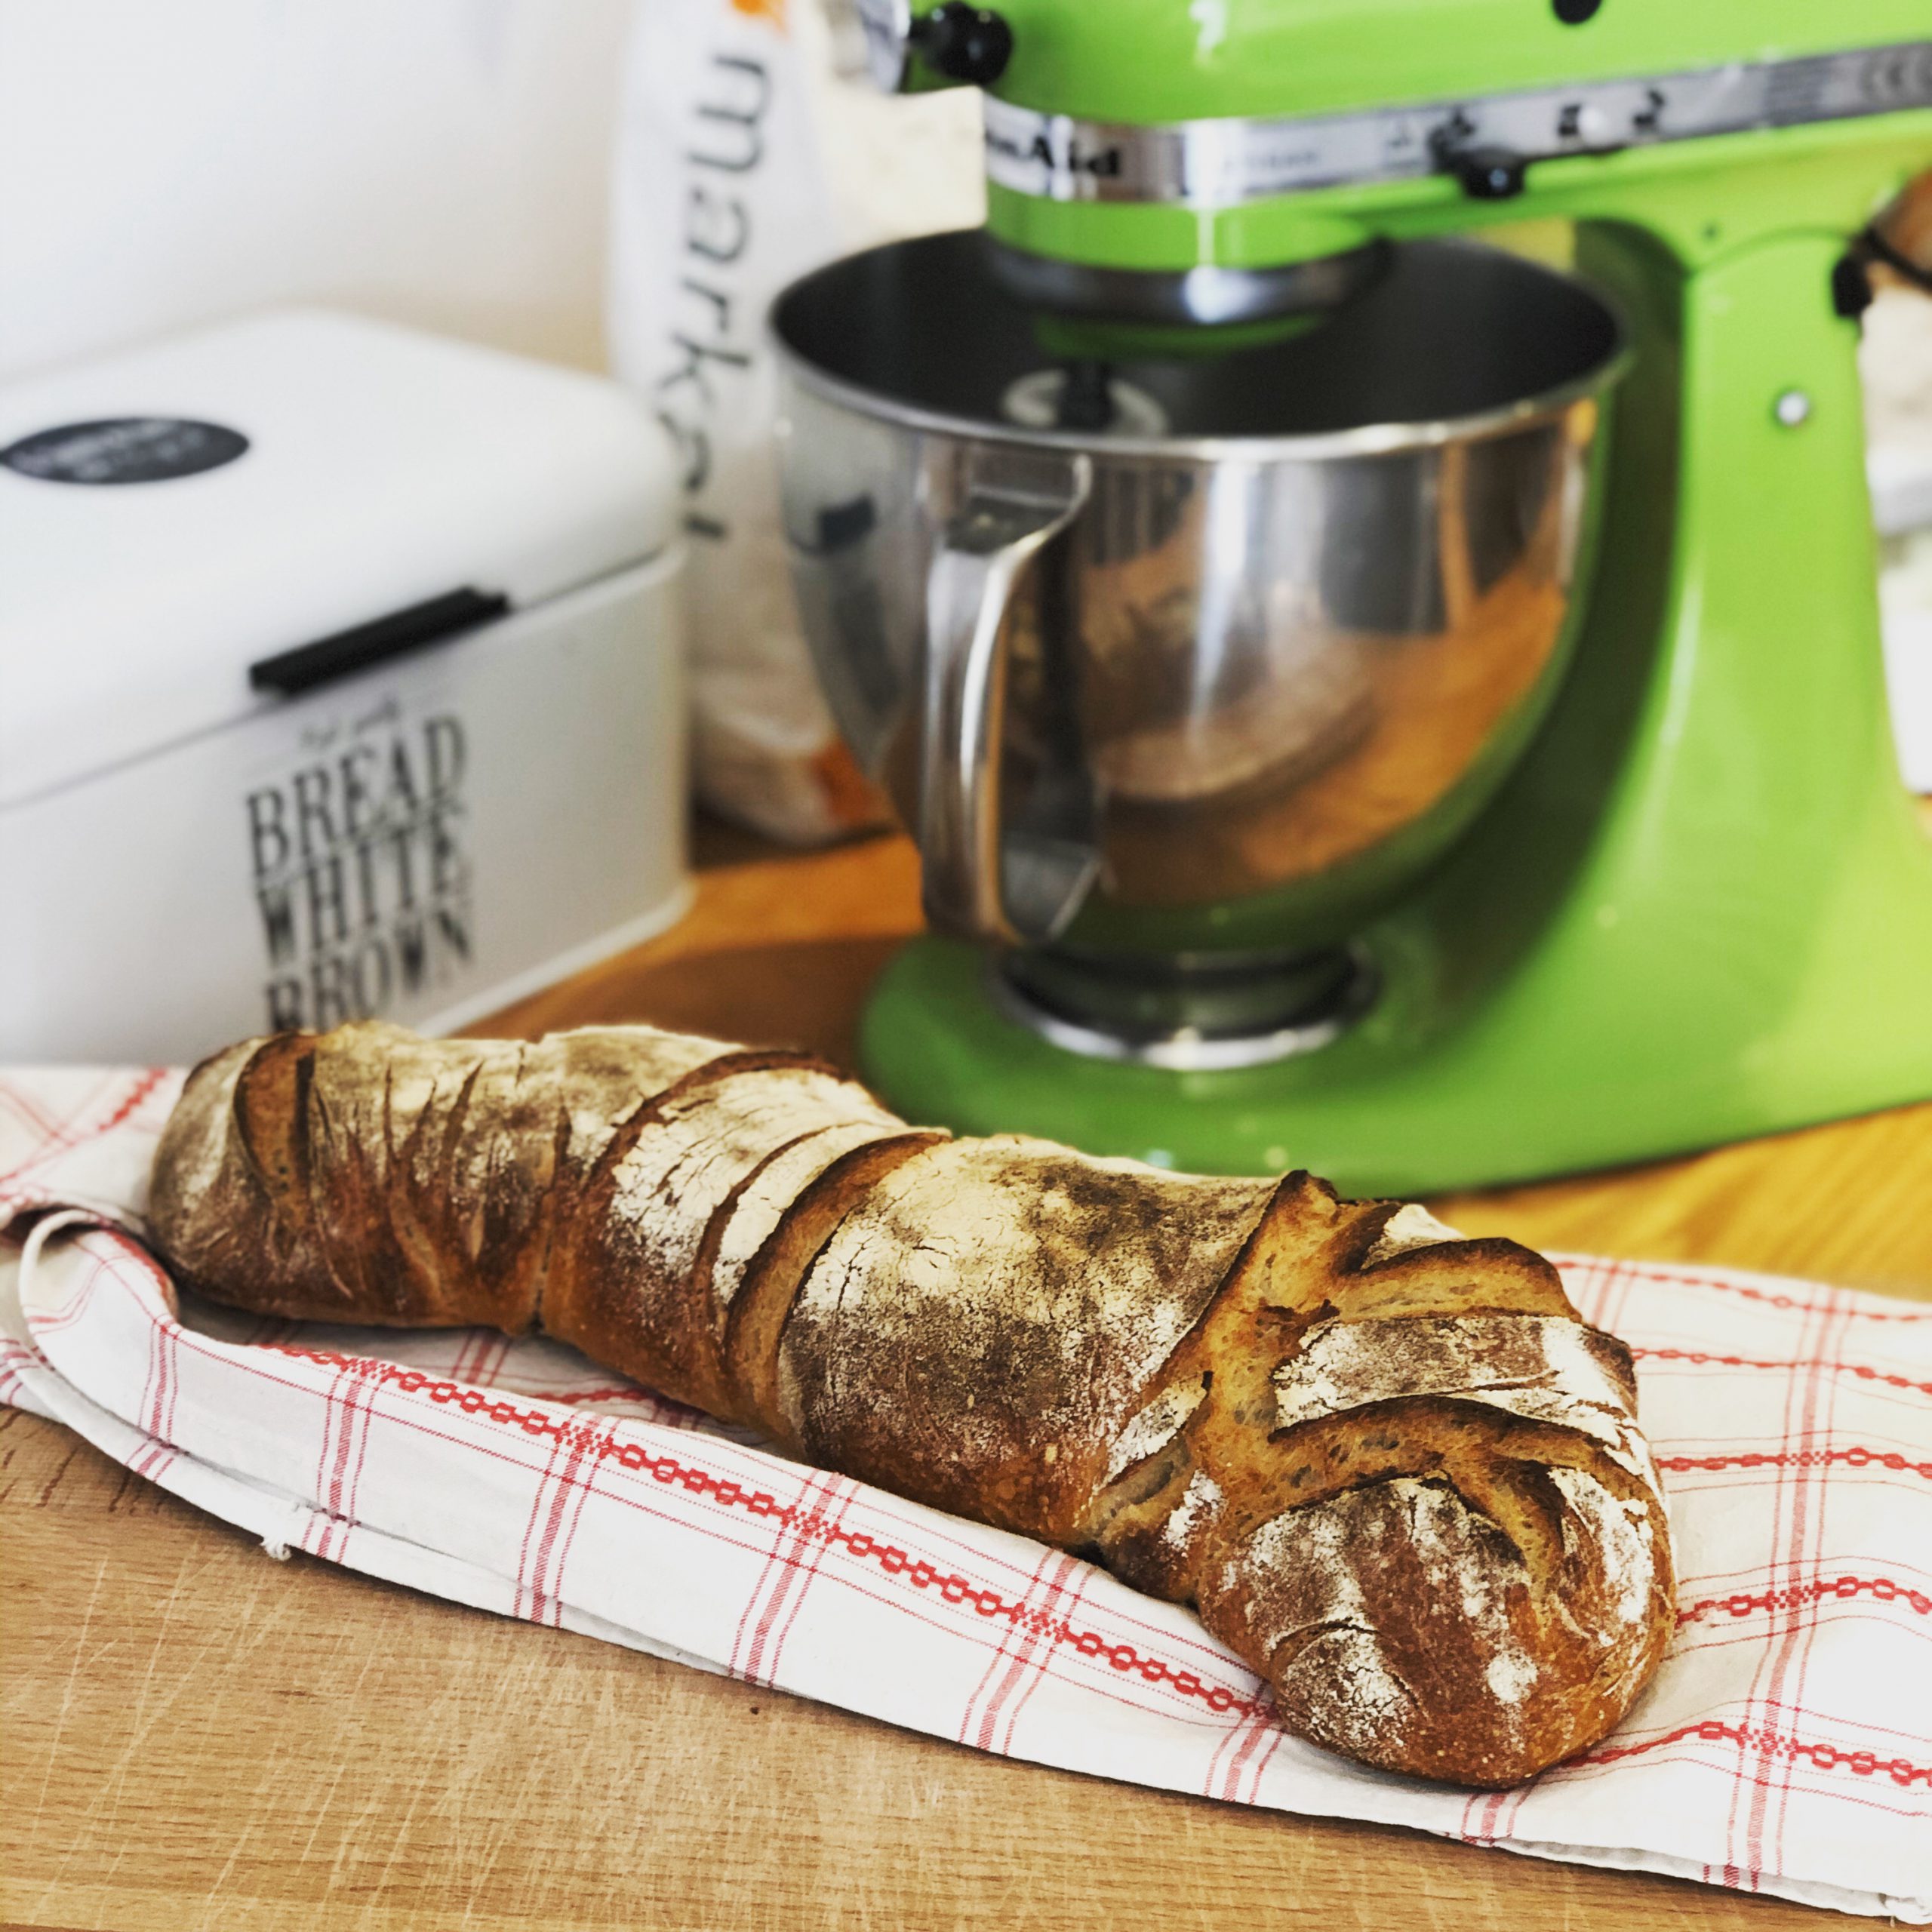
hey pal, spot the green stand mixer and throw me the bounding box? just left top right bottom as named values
left=771, top=1, right=1932, bottom=1193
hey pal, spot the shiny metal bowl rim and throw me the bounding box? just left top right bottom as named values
left=768, top=267, right=1631, bottom=464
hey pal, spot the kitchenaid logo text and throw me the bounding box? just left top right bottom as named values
left=655, top=50, right=770, bottom=542
left=983, top=123, right=1124, bottom=186
left=244, top=709, right=472, bottom=1031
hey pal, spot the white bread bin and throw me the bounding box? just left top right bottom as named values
left=2, top=311, right=688, bottom=1063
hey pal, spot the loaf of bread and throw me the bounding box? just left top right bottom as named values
left=147, top=1021, right=1673, bottom=1786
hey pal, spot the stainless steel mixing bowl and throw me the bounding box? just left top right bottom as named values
left=771, top=233, right=1626, bottom=1062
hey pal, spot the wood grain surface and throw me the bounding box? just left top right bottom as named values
left=5, top=823, right=1929, bottom=1932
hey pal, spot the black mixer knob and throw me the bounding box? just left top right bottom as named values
left=912, top=3, right=1014, bottom=86
left=1452, top=147, right=1530, bottom=199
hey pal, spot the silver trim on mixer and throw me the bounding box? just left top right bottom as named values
left=983, top=40, right=1932, bottom=207
left=986, top=949, right=1384, bottom=1072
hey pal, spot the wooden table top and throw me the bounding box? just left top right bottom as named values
left=5, top=823, right=1929, bottom=1932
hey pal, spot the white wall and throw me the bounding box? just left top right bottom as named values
left=0, top=0, right=633, bottom=380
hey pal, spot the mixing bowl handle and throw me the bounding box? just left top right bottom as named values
left=921, top=450, right=1092, bottom=943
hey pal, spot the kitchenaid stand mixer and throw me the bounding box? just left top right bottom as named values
left=774, top=2, right=1932, bottom=1194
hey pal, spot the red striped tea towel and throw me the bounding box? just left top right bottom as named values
left=2, top=1066, right=1928, bottom=1918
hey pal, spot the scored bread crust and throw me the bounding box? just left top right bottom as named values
left=147, top=1021, right=1674, bottom=1788
left=775, top=1135, right=1275, bottom=1537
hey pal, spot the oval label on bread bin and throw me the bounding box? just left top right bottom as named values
left=1, top=416, right=249, bottom=485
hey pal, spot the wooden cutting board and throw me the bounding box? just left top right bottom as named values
left=5, top=823, right=1929, bottom=1932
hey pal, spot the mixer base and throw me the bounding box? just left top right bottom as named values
left=859, top=897, right=1932, bottom=1195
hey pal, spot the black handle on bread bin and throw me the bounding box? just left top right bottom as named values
left=249, top=587, right=509, bottom=697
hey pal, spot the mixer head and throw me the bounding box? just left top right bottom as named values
left=846, top=0, right=1931, bottom=445
left=854, top=0, right=1932, bottom=325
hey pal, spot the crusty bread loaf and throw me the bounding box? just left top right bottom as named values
left=148, top=1020, right=1673, bottom=1786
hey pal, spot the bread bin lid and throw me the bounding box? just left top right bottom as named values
left=0, top=310, right=678, bottom=807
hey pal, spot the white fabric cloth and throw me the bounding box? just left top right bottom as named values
left=3, top=1066, right=1928, bottom=1918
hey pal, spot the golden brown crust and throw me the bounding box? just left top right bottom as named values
left=723, top=1130, right=947, bottom=1439
left=541, top=1057, right=900, bottom=1417
left=147, top=1026, right=1674, bottom=1789
left=777, top=1137, right=1275, bottom=1539
left=1080, top=1173, right=1672, bottom=1785
left=148, top=1023, right=742, bottom=1327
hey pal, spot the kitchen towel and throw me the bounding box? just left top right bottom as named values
left=3, top=1066, right=1927, bottom=1918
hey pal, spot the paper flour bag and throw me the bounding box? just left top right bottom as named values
left=609, top=0, right=981, bottom=843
